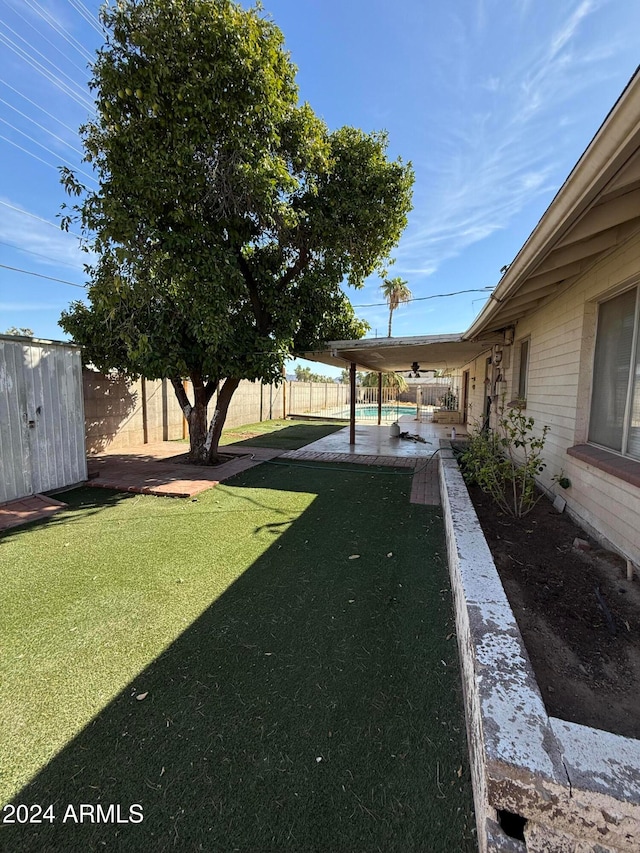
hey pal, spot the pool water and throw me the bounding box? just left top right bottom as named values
left=334, top=404, right=409, bottom=421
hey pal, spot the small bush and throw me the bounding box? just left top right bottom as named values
left=461, top=402, right=549, bottom=518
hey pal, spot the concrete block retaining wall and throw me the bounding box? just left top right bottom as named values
left=438, top=446, right=640, bottom=852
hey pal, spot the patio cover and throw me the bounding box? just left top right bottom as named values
left=302, top=333, right=501, bottom=375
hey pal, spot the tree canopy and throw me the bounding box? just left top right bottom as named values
left=293, top=365, right=336, bottom=383
left=60, top=0, right=414, bottom=462
left=360, top=371, right=408, bottom=391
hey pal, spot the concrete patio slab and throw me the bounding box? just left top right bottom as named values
left=0, top=494, right=67, bottom=532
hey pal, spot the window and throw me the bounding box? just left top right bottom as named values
left=589, top=285, right=640, bottom=461
left=517, top=339, right=529, bottom=400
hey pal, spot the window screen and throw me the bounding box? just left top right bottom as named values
left=588, top=287, right=638, bottom=459
left=518, top=339, right=529, bottom=400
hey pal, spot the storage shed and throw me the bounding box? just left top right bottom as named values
left=0, top=335, right=87, bottom=503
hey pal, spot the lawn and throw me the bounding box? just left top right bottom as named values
left=0, top=459, right=475, bottom=852
left=218, top=417, right=346, bottom=450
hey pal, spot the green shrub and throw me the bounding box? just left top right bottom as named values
left=461, top=402, right=549, bottom=518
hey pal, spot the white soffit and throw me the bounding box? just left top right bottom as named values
left=303, top=334, right=499, bottom=373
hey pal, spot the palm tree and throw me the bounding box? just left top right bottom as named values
left=381, top=277, right=412, bottom=337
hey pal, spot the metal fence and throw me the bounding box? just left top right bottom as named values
left=286, top=379, right=461, bottom=423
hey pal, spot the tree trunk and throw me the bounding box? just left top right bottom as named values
left=388, top=308, right=393, bottom=337
left=170, top=374, right=240, bottom=465
left=186, top=379, right=214, bottom=464
left=204, top=377, right=241, bottom=463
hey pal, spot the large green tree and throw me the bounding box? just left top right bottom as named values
left=60, top=0, right=413, bottom=463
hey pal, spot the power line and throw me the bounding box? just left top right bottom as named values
left=0, top=117, right=98, bottom=185
left=0, top=18, right=90, bottom=96
left=0, top=131, right=66, bottom=175
left=4, top=2, right=90, bottom=77
left=67, top=0, right=105, bottom=37
left=0, top=239, right=82, bottom=269
left=0, top=262, right=86, bottom=288
left=0, top=29, right=94, bottom=112
left=0, top=78, right=80, bottom=135
left=0, top=200, right=83, bottom=240
left=352, top=287, right=494, bottom=308
left=0, top=96, right=84, bottom=156
left=22, top=0, right=96, bottom=65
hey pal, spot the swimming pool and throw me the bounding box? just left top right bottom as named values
left=333, top=404, right=411, bottom=422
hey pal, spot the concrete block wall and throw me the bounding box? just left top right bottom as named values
left=439, top=448, right=640, bottom=852
left=84, top=372, right=294, bottom=453
left=83, top=371, right=186, bottom=453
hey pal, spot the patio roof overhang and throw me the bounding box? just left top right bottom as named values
left=465, top=66, right=640, bottom=339
left=302, top=333, right=502, bottom=375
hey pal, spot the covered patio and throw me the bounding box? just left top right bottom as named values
left=301, top=332, right=502, bottom=445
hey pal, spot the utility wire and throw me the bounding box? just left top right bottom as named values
left=0, top=239, right=82, bottom=269
left=0, top=262, right=86, bottom=288
left=0, top=131, right=66, bottom=175
left=0, top=30, right=94, bottom=112
left=0, top=117, right=97, bottom=185
left=0, top=97, right=84, bottom=156
left=352, top=287, right=493, bottom=308
left=3, top=3, right=91, bottom=76
left=22, top=0, right=96, bottom=64
left=0, top=78, right=80, bottom=135
left=0, top=19, right=91, bottom=95
left=67, top=0, right=105, bottom=36
left=0, top=200, right=83, bottom=240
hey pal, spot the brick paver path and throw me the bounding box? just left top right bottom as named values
left=0, top=494, right=67, bottom=532
left=281, top=448, right=440, bottom=506
left=87, top=444, right=284, bottom=497
left=0, top=441, right=441, bottom=531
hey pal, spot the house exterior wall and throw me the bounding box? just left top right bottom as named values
left=466, top=236, right=640, bottom=567
left=459, top=353, right=493, bottom=429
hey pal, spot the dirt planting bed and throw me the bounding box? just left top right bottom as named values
left=465, top=482, right=640, bottom=740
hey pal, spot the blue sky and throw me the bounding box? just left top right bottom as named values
left=1, top=0, right=639, bottom=376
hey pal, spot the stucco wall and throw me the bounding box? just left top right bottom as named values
left=461, top=235, right=640, bottom=567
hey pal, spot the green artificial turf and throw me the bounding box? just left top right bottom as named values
left=219, top=418, right=346, bottom=450
left=0, top=462, right=475, bottom=852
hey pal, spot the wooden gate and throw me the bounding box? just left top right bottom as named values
left=0, top=336, right=87, bottom=503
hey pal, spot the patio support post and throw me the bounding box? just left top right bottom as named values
left=377, top=372, right=382, bottom=425
left=349, top=362, right=356, bottom=445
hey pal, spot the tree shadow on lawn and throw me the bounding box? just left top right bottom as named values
left=221, top=421, right=346, bottom=451
left=1, top=464, right=476, bottom=853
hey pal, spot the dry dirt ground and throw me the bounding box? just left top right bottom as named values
left=466, top=483, right=640, bottom=740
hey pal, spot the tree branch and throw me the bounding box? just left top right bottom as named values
left=235, top=248, right=271, bottom=333
left=170, top=376, right=192, bottom=417
left=279, top=246, right=310, bottom=288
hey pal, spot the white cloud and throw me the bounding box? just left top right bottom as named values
left=0, top=197, right=89, bottom=271
left=394, top=0, right=604, bottom=281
